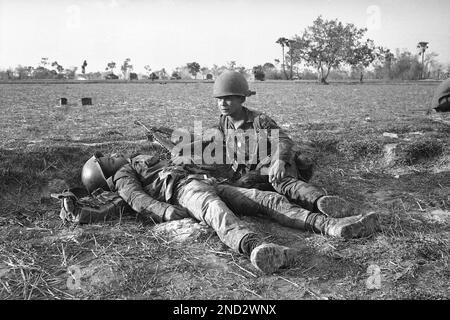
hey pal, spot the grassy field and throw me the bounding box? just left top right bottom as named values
left=0, top=81, right=449, bottom=300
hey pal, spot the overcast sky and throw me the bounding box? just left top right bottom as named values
left=1, top=0, right=449, bottom=73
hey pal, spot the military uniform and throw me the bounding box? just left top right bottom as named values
left=207, top=106, right=326, bottom=211
left=109, top=154, right=335, bottom=253
left=80, top=149, right=379, bottom=273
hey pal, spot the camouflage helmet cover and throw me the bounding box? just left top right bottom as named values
left=213, top=71, right=254, bottom=98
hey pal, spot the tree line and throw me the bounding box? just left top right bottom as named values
left=1, top=16, right=448, bottom=82
left=0, top=58, right=249, bottom=81
left=258, top=16, right=448, bottom=83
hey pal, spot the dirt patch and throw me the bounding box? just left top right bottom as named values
left=426, top=209, right=450, bottom=223
left=152, top=218, right=213, bottom=244
left=66, top=260, right=123, bottom=293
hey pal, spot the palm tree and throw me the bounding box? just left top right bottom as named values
left=286, top=39, right=296, bottom=80
left=276, top=37, right=289, bottom=79
left=417, top=41, right=428, bottom=79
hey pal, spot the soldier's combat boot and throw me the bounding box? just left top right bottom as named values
left=306, top=211, right=379, bottom=239
left=316, top=195, right=356, bottom=218
left=250, top=243, right=297, bottom=274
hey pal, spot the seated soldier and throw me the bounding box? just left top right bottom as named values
left=80, top=151, right=379, bottom=274
left=173, top=71, right=356, bottom=217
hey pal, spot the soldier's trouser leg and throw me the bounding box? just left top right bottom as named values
left=258, top=155, right=325, bottom=211
left=271, top=176, right=326, bottom=211
left=215, top=184, right=379, bottom=239
left=215, top=184, right=313, bottom=230
left=174, top=179, right=257, bottom=252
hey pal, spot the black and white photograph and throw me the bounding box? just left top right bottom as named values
left=0, top=0, right=449, bottom=305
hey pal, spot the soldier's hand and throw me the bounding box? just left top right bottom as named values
left=163, top=205, right=190, bottom=221
left=59, top=197, right=76, bottom=222
left=268, top=159, right=287, bottom=183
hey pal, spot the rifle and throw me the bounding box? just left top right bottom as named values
left=134, top=119, right=176, bottom=153
left=134, top=120, right=233, bottom=181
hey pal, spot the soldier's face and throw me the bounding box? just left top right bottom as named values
left=98, top=154, right=128, bottom=178
left=216, top=95, right=243, bottom=116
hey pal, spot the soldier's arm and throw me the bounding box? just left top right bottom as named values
left=258, top=114, right=294, bottom=164
left=113, top=164, right=171, bottom=222
left=172, top=126, right=225, bottom=162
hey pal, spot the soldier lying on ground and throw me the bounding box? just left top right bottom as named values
left=78, top=150, right=379, bottom=274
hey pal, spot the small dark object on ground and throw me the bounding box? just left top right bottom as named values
left=435, top=100, right=450, bottom=112
left=59, top=98, right=67, bottom=106
left=81, top=98, right=92, bottom=105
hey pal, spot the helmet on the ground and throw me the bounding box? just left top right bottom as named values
left=431, top=77, right=450, bottom=112
left=81, top=152, right=109, bottom=194
left=213, top=71, right=254, bottom=98
left=81, top=152, right=128, bottom=194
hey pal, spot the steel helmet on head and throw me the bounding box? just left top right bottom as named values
left=431, top=77, right=450, bottom=112
left=81, top=152, right=128, bottom=194
left=213, top=71, right=254, bottom=98
left=81, top=152, right=109, bottom=194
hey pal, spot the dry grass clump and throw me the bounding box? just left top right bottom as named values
left=382, top=119, right=446, bottom=134
left=402, top=139, right=444, bottom=165
left=309, top=135, right=341, bottom=153
left=337, top=138, right=384, bottom=160
left=0, top=233, right=81, bottom=299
